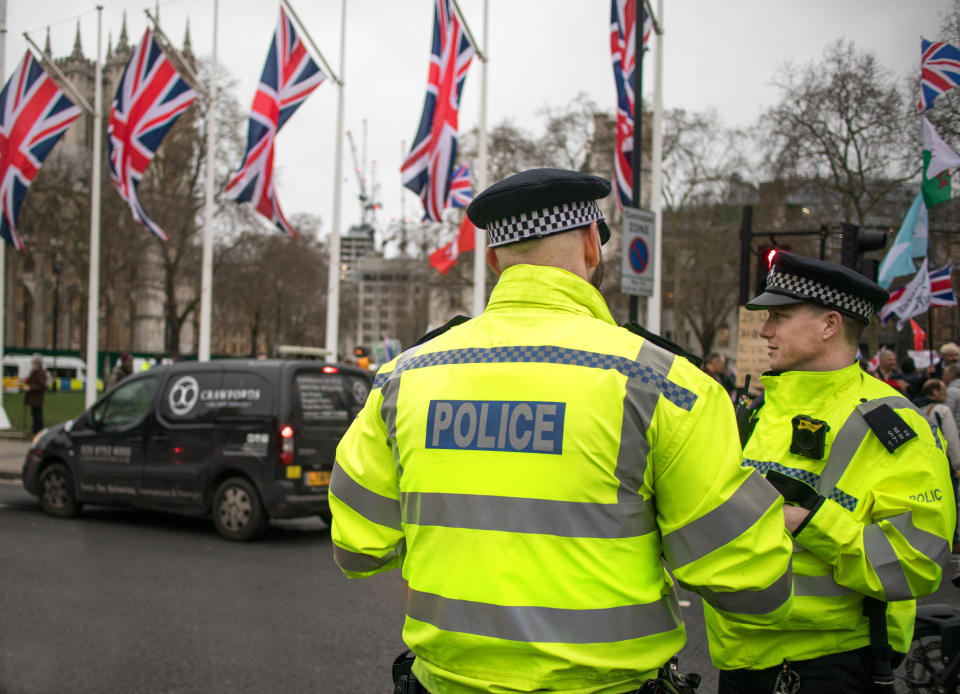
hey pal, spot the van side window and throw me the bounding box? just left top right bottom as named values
left=93, top=377, right=158, bottom=429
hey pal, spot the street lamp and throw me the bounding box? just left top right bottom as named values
left=51, top=255, right=64, bottom=390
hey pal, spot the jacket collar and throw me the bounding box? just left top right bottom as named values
left=485, top=264, right=616, bottom=326
left=760, top=362, right=865, bottom=409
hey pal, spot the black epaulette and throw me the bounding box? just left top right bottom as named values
left=411, top=315, right=471, bottom=347
left=621, top=321, right=704, bottom=368
left=859, top=402, right=917, bottom=453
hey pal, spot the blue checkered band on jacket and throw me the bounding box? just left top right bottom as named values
left=373, top=344, right=699, bottom=411
left=767, top=270, right=875, bottom=322
left=486, top=200, right=604, bottom=247
left=744, top=459, right=859, bottom=511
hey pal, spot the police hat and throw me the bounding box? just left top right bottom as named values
left=746, top=251, right=889, bottom=324
left=467, top=168, right=612, bottom=248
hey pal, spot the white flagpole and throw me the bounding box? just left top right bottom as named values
left=198, top=0, right=218, bottom=362
left=85, top=5, right=103, bottom=408
left=0, top=0, right=8, bottom=429
left=472, top=0, right=488, bottom=317
left=325, top=0, right=346, bottom=362
left=647, top=0, right=664, bottom=333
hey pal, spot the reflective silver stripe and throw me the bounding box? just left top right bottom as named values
left=380, top=345, right=424, bottom=443
left=693, top=566, right=793, bottom=615
left=329, top=462, right=402, bottom=530
left=405, top=587, right=682, bottom=644
left=333, top=543, right=401, bottom=573
left=864, top=523, right=913, bottom=601
left=885, top=511, right=951, bottom=573
left=615, top=341, right=674, bottom=501
left=793, top=573, right=854, bottom=598
left=401, top=491, right=657, bottom=538
left=662, top=469, right=779, bottom=568
left=818, top=396, right=922, bottom=497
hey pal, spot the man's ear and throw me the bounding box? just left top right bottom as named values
left=823, top=310, right=844, bottom=341
left=582, top=222, right=600, bottom=270
left=486, top=246, right=502, bottom=276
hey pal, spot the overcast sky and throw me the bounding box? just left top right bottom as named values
left=7, top=0, right=956, bottom=242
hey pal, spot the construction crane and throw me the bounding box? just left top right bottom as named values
left=345, top=119, right=380, bottom=227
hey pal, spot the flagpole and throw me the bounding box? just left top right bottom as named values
left=144, top=9, right=208, bottom=98
left=325, top=0, right=346, bottom=362
left=0, top=0, right=8, bottom=429
left=24, top=34, right=94, bottom=112
left=450, top=0, right=487, bottom=62
left=472, top=0, right=488, bottom=316
left=647, top=0, right=664, bottom=333
left=84, top=6, right=103, bottom=408
left=280, top=0, right=342, bottom=85
left=198, top=0, right=218, bottom=362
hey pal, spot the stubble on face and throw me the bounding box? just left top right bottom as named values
left=590, top=252, right=605, bottom=290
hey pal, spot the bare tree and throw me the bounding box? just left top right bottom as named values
left=214, top=226, right=327, bottom=356
left=661, top=108, right=750, bottom=210
left=761, top=39, right=914, bottom=225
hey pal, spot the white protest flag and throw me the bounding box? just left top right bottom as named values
left=923, top=116, right=960, bottom=179
left=889, top=259, right=932, bottom=331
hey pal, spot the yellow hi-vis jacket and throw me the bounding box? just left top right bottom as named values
left=331, top=264, right=794, bottom=694
left=706, top=364, right=955, bottom=670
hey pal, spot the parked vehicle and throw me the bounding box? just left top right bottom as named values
left=21, top=359, right=371, bottom=540
left=3, top=354, right=88, bottom=392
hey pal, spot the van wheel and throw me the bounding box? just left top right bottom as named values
left=212, top=477, right=267, bottom=541
left=39, top=463, right=82, bottom=518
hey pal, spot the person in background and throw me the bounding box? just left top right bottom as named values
left=24, top=355, right=47, bottom=435
left=872, top=347, right=908, bottom=393
left=916, top=378, right=960, bottom=553
left=942, top=364, right=960, bottom=430
left=900, top=356, right=925, bottom=401
left=107, top=353, right=134, bottom=391
left=704, top=352, right=735, bottom=396
left=929, top=342, right=960, bottom=380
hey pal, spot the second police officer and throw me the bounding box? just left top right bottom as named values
left=709, top=251, right=955, bottom=693
left=330, top=168, right=796, bottom=693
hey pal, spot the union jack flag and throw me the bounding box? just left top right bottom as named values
left=446, top=163, right=472, bottom=208
left=224, top=6, right=326, bottom=236
left=879, top=262, right=956, bottom=324
left=108, top=28, right=197, bottom=241
left=930, top=262, right=957, bottom=307
left=919, top=38, right=960, bottom=112
left=0, top=51, right=81, bottom=250
left=401, top=0, right=475, bottom=222
left=610, top=0, right=652, bottom=209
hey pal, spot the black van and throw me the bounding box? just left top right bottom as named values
left=21, top=359, right=372, bottom=541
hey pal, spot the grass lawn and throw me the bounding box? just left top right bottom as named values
left=2, top=391, right=89, bottom=436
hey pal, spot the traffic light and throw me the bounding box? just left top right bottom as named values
left=840, top=223, right=887, bottom=280
left=755, top=243, right=789, bottom=294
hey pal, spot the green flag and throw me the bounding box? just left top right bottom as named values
left=923, top=149, right=952, bottom=207
left=922, top=117, right=959, bottom=208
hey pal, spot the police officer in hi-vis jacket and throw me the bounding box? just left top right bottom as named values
left=331, top=168, right=795, bottom=694
left=709, top=251, right=955, bottom=693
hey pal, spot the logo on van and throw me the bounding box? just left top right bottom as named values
left=169, top=376, right=200, bottom=416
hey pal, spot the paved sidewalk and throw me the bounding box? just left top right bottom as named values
left=0, top=431, right=31, bottom=481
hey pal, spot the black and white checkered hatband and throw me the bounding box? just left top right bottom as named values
left=486, top=200, right=604, bottom=248
left=767, top=270, right=875, bottom=322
